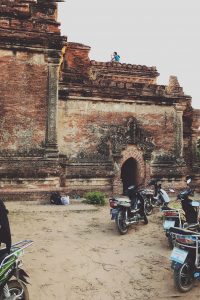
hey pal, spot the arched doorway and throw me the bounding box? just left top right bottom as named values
left=121, top=157, right=138, bottom=194
left=112, top=145, right=149, bottom=195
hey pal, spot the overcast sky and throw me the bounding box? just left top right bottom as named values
left=58, top=0, right=200, bottom=109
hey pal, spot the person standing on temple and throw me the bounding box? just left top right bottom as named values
left=111, top=51, right=120, bottom=62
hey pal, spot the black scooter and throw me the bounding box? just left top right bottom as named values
left=162, top=176, right=200, bottom=248
left=178, top=183, right=198, bottom=226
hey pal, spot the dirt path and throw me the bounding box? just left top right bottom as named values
left=4, top=201, right=200, bottom=300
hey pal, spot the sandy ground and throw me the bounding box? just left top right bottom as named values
left=3, top=200, right=200, bottom=300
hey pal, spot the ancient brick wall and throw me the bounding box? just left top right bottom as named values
left=0, top=51, right=47, bottom=156
left=58, top=97, right=186, bottom=193
left=59, top=43, right=195, bottom=194
left=192, top=109, right=200, bottom=148
left=190, top=109, right=200, bottom=189
left=1, top=3, right=199, bottom=198
left=0, top=1, right=66, bottom=198
left=58, top=100, right=176, bottom=159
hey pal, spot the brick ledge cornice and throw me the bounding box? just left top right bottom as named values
left=0, top=29, right=65, bottom=51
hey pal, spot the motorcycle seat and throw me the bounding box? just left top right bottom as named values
left=114, top=196, right=130, bottom=202
left=130, top=208, right=140, bottom=213
left=187, top=223, right=200, bottom=229
left=169, top=226, right=200, bottom=236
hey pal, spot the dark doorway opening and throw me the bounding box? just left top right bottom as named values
left=121, top=157, right=137, bottom=195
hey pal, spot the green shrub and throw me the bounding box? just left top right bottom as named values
left=84, top=191, right=106, bottom=206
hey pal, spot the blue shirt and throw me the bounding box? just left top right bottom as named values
left=114, top=54, right=120, bottom=62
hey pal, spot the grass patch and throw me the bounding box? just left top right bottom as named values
left=83, top=191, right=106, bottom=206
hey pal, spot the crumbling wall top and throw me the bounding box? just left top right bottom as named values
left=0, top=0, right=66, bottom=52
left=62, top=42, right=160, bottom=85
left=60, top=42, right=191, bottom=108
left=0, top=0, right=61, bottom=34
left=89, top=60, right=159, bottom=84
left=165, top=75, right=184, bottom=96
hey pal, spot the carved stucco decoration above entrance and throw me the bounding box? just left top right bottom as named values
left=105, top=118, right=154, bottom=195
left=97, top=117, right=155, bottom=162
left=76, top=117, right=154, bottom=164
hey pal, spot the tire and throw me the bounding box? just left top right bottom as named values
left=143, top=214, right=148, bottom=225
left=115, top=210, right=128, bottom=235
left=174, top=262, right=194, bottom=292
left=0, top=280, right=29, bottom=300
left=144, top=197, right=153, bottom=216
left=168, top=235, right=174, bottom=249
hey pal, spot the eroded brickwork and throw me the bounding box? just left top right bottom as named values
left=59, top=42, right=200, bottom=194
left=191, top=110, right=200, bottom=184
left=0, top=52, right=47, bottom=155
left=0, top=0, right=66, bottom=199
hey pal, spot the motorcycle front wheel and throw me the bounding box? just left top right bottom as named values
left=174, top=262, right=194, bottom=292
left=115, top=210, right=128, bottom=235
left=0, top=280, right=29, bottom=300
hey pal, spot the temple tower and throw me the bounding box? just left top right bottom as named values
left=0, top=0, right=67, bottom=199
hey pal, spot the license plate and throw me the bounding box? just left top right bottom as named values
left=194, top=272, right=200, bottom=278
left=163, top=220, right=175, bottom=230
left=170, top=247, right=188, bottom=264
left=110, top=208, right=118, bottom=220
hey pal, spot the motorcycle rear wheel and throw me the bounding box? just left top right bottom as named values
left=174, top=262, right=194, bottom=292
left=0, top=280, right=29, bottom=300
left=143, top=214, right=148, bottom=224
left=115, top=210, right=128, bottom=235
left=144, top=197, right=153, bottom=215
left=168, top=235, right=174, bottom=249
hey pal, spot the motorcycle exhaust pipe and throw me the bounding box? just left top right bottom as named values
left=125, top=220, right=138, bottom=225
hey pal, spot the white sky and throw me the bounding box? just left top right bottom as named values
left=58, top=0, right=200, bottom=109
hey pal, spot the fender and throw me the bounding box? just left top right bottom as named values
left=14, top=268, right=30, bottom=284
left=171, top=261, right=182, bottom=270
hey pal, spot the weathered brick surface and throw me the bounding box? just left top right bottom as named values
left=0, top=1, right=65, bottom=199
left=0, top=1, right=61, bottom=34
left=59, top=42, right=200, bottom=194
left=58, top=100, right=175, bottom=158
left=58, top=97, right=186, bottom=193
left=0, top=54, right=47, bottom=155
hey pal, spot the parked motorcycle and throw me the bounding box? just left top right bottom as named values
left=0, top=240, right=33, bottom=300
left=177, top=177, right=198, bottom=225
left=162, top=208, right=186, bottom=248
left=109, top=185, right=148, bottom=235
left=170, top=227, right=200, bottom=292
left=165, top=176, right=200, bottom=248
left=143, top=179, right=174, bottom=215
